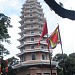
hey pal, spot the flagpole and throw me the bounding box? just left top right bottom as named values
left=61, top=43, right=65, bottom=75
left=47, top=34, right=52, bottom=75
left=58, top=25, right=64, bottom=75
left=48, top=49, right=53, bottom=75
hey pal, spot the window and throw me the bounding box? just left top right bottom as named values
left=52, top=73, right=56, bottom=75
left=31, top=25, right=33, bottom=28
left=44, top=73, right=50, bottom=75
left=30, top=14, right=32, bottom=16
left=39, top=31, right=41, bottom=34
left=31, top=31, right=34, bottom=34
left=0, top=52, right=1, bottom=56
left=37, top=73, right=42, bottom=75
left=30, top=5, right=32, bottom=7
left=24, top=21, right=26, bottom=23
left=32, top=53, right=36, bottom=60
left=30, top=9, right=32, bottom=11
left=30, top=19, right=33, bottom=21
left=31, top=45, right=34, bottom=49
left=38, top=19, right=41, bottom=22
left=31, top=37, right=34, bottom=41
left=42, top=53, right=46, bottom=60
left=24, top=25, right=26, bottom=28
left=27, top=74, right=30, bottom=75
left=21, top=55, right=25, bottom=62
left=39, top=25, right=40, bottom=28
left=41, top=45, right=44, bottom=49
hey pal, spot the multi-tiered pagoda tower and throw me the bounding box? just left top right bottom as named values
left=14, top=0, right=57, bottom=75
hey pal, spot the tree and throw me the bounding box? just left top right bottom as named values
left=0, top=13, right=12, bottom=57
left=7, top=56, right=19, bottom=75
left=53, top=53, right=68, bottom=62
left=0, top=13, right=12, bottom=75
left=1, top=57, right=19, bottom=75
left=0, top=13, right=12, bottom=43
left=53, top=53, right=75, bottom=75
left=44, top=0, right=75, bottom=20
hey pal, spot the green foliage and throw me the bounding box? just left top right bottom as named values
left=1, top=57, right=19, bottom=75
left=0, top=44, right=10, bottom=57
left=0, top=13, right=12, bottom=43
left=69, top=53, right=75, bottom=58
left=0, top=13, right=12, bottom=74
left=53, top=53, right=75, bottom=75
left=53, top=53, right=68, bottom=62
left=8, top=56, right=19, bottom=66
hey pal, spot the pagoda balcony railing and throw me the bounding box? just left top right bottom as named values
left=20, top=10, right=44, bottom=18
left=21, top=15, right=44, bottom=20
left=25, top=2, right=35, bottom=6
left=13, top=60, right=57, bottom=69
left=24, top=6, right=36, bottom=10
left=19, top=21, right=44, bottom=28
left=16, top=49, right=49, bottom=56
left=23, top=9, right=43, bottom=14
left=18, top=34, right=41, bottom=41
left=18, top=28, right=42, bottom=35
left=17, top=41, right=47, bottom=49
left=18, top=33, right=47, bottom=41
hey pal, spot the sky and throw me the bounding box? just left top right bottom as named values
left=0, top=0, right=75, bottom=59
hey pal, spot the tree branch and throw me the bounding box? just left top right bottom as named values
left=44, top=0, right=75, bottom=20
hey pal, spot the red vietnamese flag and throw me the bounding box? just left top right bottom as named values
left=41, top=20, right=48, bottom=39
left=38, top=20, right=48, bottom=45
left=51, top=31, right=58, bottom=43
left=46, top=25, right=61, bottom=49
left=50, top=25, right=61, bottom=44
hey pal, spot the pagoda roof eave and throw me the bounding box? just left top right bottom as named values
left=13, top=60, right=58, bottom=69
left=16, top=49, right=49, bottom=57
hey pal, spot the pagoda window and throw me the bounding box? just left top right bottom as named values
left=20, top=55, right=25, bottom=62
left=30, top=19, right=33, bottom=21
left=0, top=51, right=2, bottom=56
left=41, top=45, right=44, bottom=49
left=31, top=37, right=34, bottom=41
left=37, top=73, right=42, bottom=75
left=39, top=31, right=41, bottom=34
left=39, top=25, right=40, bottom=28
left=30, top=9, right=32, bottom=11
left=32, top=53, right=36, bottom=60
left=52, top=73, right=56, bottom=75
left=39, top=25, right=42, bottom=28
left=38, top=19, right=41, bottom=22
left=27, top=74, right=30, bottom=75
left=31, top=30, right=34, bottom=34
left=24, top=25, right=27, bottom=28
left=30, top=24, right=33, bottom=28
left=24, top=21, right=26, bottom=23
left=44, top=73, right=50, bottom=75
left=42, top=53, right=46, bottom=60
left=30, top=14, right=32, bottom=16
left=30, top=5, right=32, bottom=7
left=31, top=45, right=34, bottom=49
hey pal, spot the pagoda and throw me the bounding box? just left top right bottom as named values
left=13, top=0, right=57, bottom=75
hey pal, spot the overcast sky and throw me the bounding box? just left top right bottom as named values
left=0, top=0, right=75, bottom=59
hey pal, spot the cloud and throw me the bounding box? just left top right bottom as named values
left=0, top=0, right=24, bottom=16
left=55, top=0, right=75, bottom=10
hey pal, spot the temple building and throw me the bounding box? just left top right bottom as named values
left=13, top=0, right=57, bottom=75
